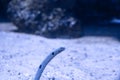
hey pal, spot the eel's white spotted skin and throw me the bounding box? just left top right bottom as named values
left=34, top=47, right=65, bottom=80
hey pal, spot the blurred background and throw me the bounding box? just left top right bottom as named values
left=0, top=0, right=120, bottom=39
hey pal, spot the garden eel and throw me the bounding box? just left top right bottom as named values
left=34, top=47, right=65, bottom=80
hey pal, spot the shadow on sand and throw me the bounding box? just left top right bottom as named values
left=82, top=23, right=120, bottom=41
left=0, top=16, right=10, bottom=23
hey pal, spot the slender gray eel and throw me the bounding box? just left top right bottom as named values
left=34, top=47, right=65, bottom=80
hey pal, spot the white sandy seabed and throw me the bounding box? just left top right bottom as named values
left=0, top=31, right=120, bottom=80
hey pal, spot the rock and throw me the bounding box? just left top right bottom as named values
left=7, top=0, right=82, bottom=38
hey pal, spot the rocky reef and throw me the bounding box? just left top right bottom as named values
left=7, top=0, right=81, bottom=38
